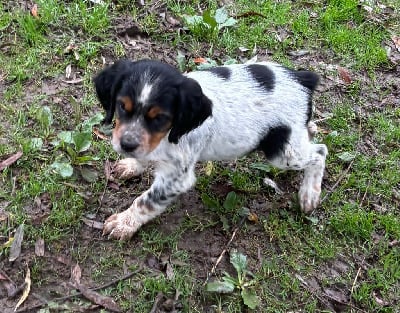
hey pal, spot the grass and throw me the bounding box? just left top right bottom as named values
left=0, top=0, right=399, bottom=312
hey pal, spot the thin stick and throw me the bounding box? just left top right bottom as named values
left=205, top=215, right=247, bottom=284
left=17, top=266, right=143, bottom=313
left=320, top=160, right=354, bottom=204
left=351, top=267, right=362, bottom=296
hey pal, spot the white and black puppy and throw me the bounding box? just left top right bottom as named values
left=94, top=59, right=328, bottom=240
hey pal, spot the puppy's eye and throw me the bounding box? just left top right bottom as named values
left=117, top=97, right=134, bottom=113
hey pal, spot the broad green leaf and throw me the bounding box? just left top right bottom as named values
left=206, top=280, right=235, bottom=293
left=37, top=106, right=53, bottom=128
left=30, top=138, right=43, bottom=151
left=184, top=15, right=203, bottom=27
left=51, top=162, right=73, bottom=178
left=337, top=151, right=356, bottom=162
left=241, top=289, right=260, bottom=309
left=250, top=162, right=271, bottom=172
left=202, top=10, right=217, bottom=29
left=81, top=112, right=104, bottom=132
left=223, top=191, right=238, bottom=211
left=230, top=249, right=247, bottom=277
left=57, top=131, right=74, bottom=144
left=214, top=7, right=228, bottom=24
left=80, top=167, right=99, bottom=183
left=218, top=17, right=237, bottom=29
left=73, top=131, right=92, bottom=153
left=201, top=194, right=220, bottom=210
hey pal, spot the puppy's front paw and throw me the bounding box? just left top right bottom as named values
left=299, top=183, right=321, bottom=214
left=103, top=209, right=142, bottom=240
left=113, top=158, right=143, bottom=180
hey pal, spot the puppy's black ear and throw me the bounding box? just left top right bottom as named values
left=93, top=60, right=132, bottom=124
left=168, top=77, right=212, bottom=144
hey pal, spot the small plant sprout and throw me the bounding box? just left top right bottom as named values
left=206, top=249, right=260, bottom=309
left=50, top=112, right=104, bottom=178
left=183, top=6, right=236, bottom=41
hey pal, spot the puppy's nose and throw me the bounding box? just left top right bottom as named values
left=120, top=135, right=139, bottom=152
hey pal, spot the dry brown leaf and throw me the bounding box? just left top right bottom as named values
left=104, top=160, right=112, bottom=181
left=93, top=127, right=109, bottom=140
left=9, top=224, right=24, bottom=262
left=31, top=4, right=39, bottom=18
left=14, top=267, right=31, bottom=311
left=247, top=212, right=259, bottom=223
left=165, top=262, right=174, bottom=280
left=194, top=57, right=207, bottom=64
left=65, top=64, right=72, bottom=79
left=392, top=35, right=400, bottom=52
left=73, top=282, right=122, bottom=312
left=82, top=217, right=104, bottom=230
left=34, top=238, right=45, bottom=256
left=0, top=151, right=23, bottom=171
left=71, top=263, right=82, bottom=285
left=338, top=66, right=352, bottom=84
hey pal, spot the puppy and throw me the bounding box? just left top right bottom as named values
left=94, top=59, right=328, bottom=240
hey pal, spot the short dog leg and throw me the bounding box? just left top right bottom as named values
left=113, top=158, right=147, bottom=180
left=103, top=164, right=196, bottom=240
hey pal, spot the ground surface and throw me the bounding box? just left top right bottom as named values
left=0, top=1, right=399, bottom=312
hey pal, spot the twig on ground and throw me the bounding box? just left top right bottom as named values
left=149, top=292, right=164, bottom=313
left=0, top=151, right=23, bottom=171
left=16, top=265, right=143, bottom=313
left=205, top=215, right=247, bottom=284
left=321, top=160, right=354, bottom=204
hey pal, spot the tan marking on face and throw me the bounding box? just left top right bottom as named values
left=139, top=129, right=169, bottom=154
left=146, top=106, right=163, bottom=119
left=112, top=118, right=126, bottom=148
left=118, top=96, right=134, bottom=113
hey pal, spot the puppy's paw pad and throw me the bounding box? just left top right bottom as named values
left=113, top=159, right=142, bottom=180
left=103, top=211, right=141, bottom=240
left=299, top=185, right=321, bottom=214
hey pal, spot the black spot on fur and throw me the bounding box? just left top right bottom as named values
left=258, top=125, right=291, bottom=160
left=316, top=146, right=326, bottom=156
left=287, top=69, right=320, bottom=124
left=203, top=67, right=231, bottom=80
left=247, top=64, right=275, bottom=92
left=290, top=70, right=319, bottom=92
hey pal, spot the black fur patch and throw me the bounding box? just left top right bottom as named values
left=289, top=70, right=319, bottom=92
left=287, top=69, right=320, bottom=124
left=247, top=64, right=275, bottom=92
left=258, top=125, right=291, bottom=160
left=204, top=66, right=231, bottom=80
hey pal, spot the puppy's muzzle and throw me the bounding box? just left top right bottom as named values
left=120, top=134, right=140, bottom=152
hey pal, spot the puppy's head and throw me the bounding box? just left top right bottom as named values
left=94, top=59, right=212, bottom=158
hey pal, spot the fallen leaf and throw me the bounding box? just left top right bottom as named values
left=71, top=263, right=82, bottom=285
left=338, top=66, right=352, bottom=84
left=93, top=127, right=109, bottom=140
left=1, top=237, right=14, bottom=250
left=14, top=266, right=31, bottom=311
left=9, top=224, right=24, bottom=262
left=65, top=64, right=72, bottom=79
left=205, top=161, right=213, bottom=176
left=82, top=217, right=104, bottom=230
left=247, top=212, right=259, bottom=223
left=0, top=151, right=23, bottom=171
left=31, top=4, right=39, bottom=18
left=34, top=238, right=45, bottom=256
left=165, top=262, right=174, bottom=280
left=392, top=35, right=400, bottom=52
left=73, top=282, right=122, bottom=312
left=263, top=178, right=283, bottom=195
left=194, top=57, right=207, bottom=64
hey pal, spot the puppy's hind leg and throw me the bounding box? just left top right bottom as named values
left=265, top=132, right=328, bottom=213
